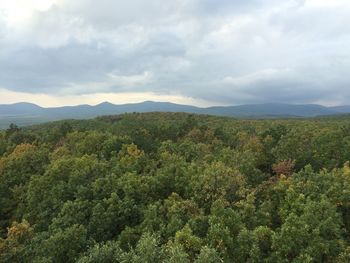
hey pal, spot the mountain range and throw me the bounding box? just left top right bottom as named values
left=1, top=101, right=350, bottom=129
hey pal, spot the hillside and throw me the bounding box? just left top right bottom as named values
left=1, top=112, right=350, bottom=262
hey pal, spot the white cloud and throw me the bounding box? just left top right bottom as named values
left=223, top=68, right=294, bottom=87
left=0, top=88, right=214, bottom=107
left=0, top=0, right=350, bottom=106
left=305, top=0, right=349, bottom=8
left=61, top=71, right=154, bottom=94
left=0, top=0, right=56, bottom=26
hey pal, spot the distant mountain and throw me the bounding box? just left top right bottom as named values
left=0, top=101, right=349, bottom=129
left=329, top=105, right=350, bottom=113
left=203, top=103, right=337, bottom=117
left=0, top=102, right=44, bottom=115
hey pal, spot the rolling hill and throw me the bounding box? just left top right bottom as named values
left=0, top=101, right=348, bottom=129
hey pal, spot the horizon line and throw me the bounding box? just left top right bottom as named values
left=1, top=100, right=349, bottom=109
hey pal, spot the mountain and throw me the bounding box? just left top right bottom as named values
left=203, top=103, right=337, bottom=117
left=329, top=105, right=350, bottom=113
left=0, top=102, right=44, bottom=115
left=0, top=101, right=349, bottom=129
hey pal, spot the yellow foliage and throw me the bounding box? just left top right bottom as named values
left=9, top=144, right=37, bottom=159
left=7, top=220, right=32, bottom=242
left=127, top=144, right=143, bottom=157
left=0, top=143, right=37, bottom=173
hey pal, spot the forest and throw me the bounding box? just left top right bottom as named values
left=0, top=112, right=350, bottom=262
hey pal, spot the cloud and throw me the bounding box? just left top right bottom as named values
left=0, top=88, right=214, bottom=107
left=0, top=0, right=349, bottom=106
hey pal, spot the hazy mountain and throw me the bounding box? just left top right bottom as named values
left=329, top=105, right=350, bottom=113
left=0, top=102, right=44, bottom=115
left=204, top=103, right=338, bottom=117
left=0, top=101, right=348, bottom=129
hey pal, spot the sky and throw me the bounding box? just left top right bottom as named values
left=0, top=0, right=349, bottom=107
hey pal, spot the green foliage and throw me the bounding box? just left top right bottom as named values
left=40, top=224, right=89, bottom=263
left=1, top=112, right=350, bottom=262
left=194, top=246, right=222, bottom=263
left=163, top=241, right=190, bottom=263
left=77, top=240, right=123, bottom=263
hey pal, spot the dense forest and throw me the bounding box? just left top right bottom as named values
left=0, top=112, right=350, bottom=262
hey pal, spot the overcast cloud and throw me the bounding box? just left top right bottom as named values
left=0, top=0, right=349, bottom=106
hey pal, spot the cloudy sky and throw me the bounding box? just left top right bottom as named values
left=0, top=0, right=349, bottom=107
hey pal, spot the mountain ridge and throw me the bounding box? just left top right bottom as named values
left=1, top=101, right=350, bottom=129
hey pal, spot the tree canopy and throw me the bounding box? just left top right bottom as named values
left=1, top=112, right=350, bottom=262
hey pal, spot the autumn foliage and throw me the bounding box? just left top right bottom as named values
left=0, top=113, right=350, bottom=262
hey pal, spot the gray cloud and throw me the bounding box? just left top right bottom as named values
left=0, top=0, right=350, bottom=105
